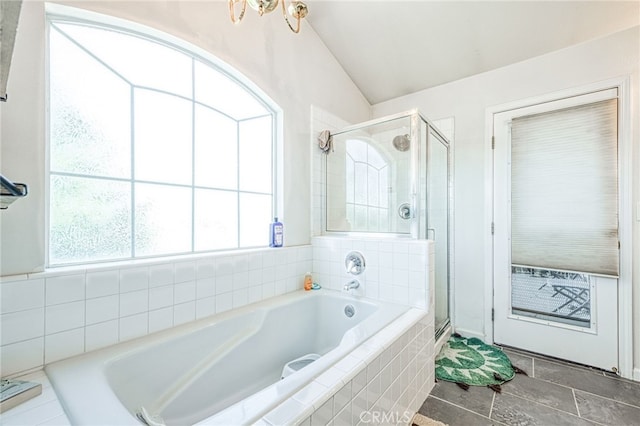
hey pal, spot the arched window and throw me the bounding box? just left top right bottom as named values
left=47, top=15, right=278, bottom=265
left=345, top=138, right=390, bottom=232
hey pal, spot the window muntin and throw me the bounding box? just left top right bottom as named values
left=48, top=20, right=276, bottom=265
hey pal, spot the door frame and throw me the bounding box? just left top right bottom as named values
left=483, top=76, right=633, bottom=379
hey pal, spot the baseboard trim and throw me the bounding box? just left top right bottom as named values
left=453, top=327, right=485, bottom=341
left=633, top=367, right=640, bottom=382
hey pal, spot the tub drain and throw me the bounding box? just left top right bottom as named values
left=344, top=304, right=355, bottom=318
left=281, top=353, right=321, bottom=379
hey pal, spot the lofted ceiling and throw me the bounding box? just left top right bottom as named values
left=305, top=0, right=640, bottom=104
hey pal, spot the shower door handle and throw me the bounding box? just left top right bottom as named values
left=398, top=203, right=411, bottom=220
left=427, top=228, right=436, bottom=240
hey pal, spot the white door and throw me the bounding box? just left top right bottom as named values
left=493, top=89, right=620, bottom=372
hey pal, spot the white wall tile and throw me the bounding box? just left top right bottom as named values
left=379, top=284, right=393, bottom=301
left=334, top=400, right=352, bottom=426
left=393, top=242, right=410, bottom=254
left=45, top=275, right=85, bottom=306
left=333, top=382, right=351, bottom=414
left=215, top=257, right=233, bottom=276
left=119, top=313, right=148, bottom=342
left=1, top=308, right=44, bottom=345
left=149, top=264, right=174, bottom=287
left=247, top=287, right=262, bottom=304
left=365, top=375, right=382, bottom=409
left=364, top=281, right=379, bottom=299
left=233, top=271, right=249, bottom=290
left=85, top=320, right=118, bottom=352
left=274, top=280, right=286, bottom=296
left=174, top=261, right=196, bottom=283
left=149, top=285, right=173, bottom=310
left=0, top=337, right=44, bottom=376
left=120, top=289, right=148, bottom=317
left=196, top=258, right=215, bottom=279
left=262, top=251, right=276, bottom=268
left=215, top=275, right=232, bottom=294
left=297, top=416, right=311, bottom=426
left=409, top=270, right=426, bottom=288
left=366, top=355, right=380, bottom=383
left=45, top=328, right=84, bottom=364
left=275, top=265, right=288, bottom=281
left=232, top=289, right=248, bottom=308
left=409, top=287, right=427, bottom=309
left=196, top=277, right=215, bottom=299
left=173, top=302, right=195, bottom=325
left=148, top=307, right=173, bottom=333
left=261, top=266, right=276, bottom=282
left=195, top=296, right=216, bottom=319
left=86, top=271, right=119, bottom=299
left=274, top=250, right=288, bottom=266
left=119, top=267, right=149, bottom=293
left=379, top=252, right=393, bottom=269
left=392, top=252, right=409, bottom=270
left=232, top=255, right=249, bottom=273
left=392, top=285, right=409, bottom=305
left=45, top=301, right=84, bottom=334
left=393, top=268, right=409, bottom=286
left=215, top=292, right=233, bottom=313
left=1, top=278, right=44, bottom=314
left=262, top=281, right=275, bottom=299
left=351, top=369, right=366, bottom=398
left=174, top=281, right=196, bottom=304
left=85, top=295, right=119, bottom=325
left=247, top=252, right=263, bottom=270
left=311, top=397, right=333, bottom=426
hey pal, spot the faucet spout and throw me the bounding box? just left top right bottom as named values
left=343, top=279, right=360, bottom=292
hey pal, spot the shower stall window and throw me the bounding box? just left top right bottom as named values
left=345, top=139, right=390, bottom=232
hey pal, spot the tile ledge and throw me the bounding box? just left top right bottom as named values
left=2, top=245, right=312, bottom=281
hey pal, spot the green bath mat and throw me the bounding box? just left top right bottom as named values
left=435, top=334, right=525, bottom=392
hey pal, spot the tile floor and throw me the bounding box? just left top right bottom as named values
left=419, top=347, right=640, bottom=426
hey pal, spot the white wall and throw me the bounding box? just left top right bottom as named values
left=373, top=26, right=640, bottom=376
left=0, top=0, right=371, bottom=276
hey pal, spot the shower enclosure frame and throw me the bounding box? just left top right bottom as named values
left=322, top=109, right=453, bottom=339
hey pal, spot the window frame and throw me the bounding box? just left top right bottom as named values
left=45, top=4, right=283, bottom=267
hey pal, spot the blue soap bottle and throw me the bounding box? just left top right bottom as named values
left=270, top=217, right=283, bottom=247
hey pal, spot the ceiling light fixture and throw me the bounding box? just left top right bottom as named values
left=229, top=0, right=308, bottom=34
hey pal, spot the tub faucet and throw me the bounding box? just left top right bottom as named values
left=343, top=279, right=360, bottom=292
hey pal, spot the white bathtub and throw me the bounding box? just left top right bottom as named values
left=46, top=290, right=409, bottom=425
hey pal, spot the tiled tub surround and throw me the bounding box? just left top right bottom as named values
left=2, top=237, right=434, bottom=425
left=0, top=246, right=313, bottom=376
left=263, top=308, right=435, bottom=426
left=312, top=236, right=433, bottom=311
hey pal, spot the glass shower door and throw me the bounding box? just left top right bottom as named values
left=427, top=128, right=450, bottom=338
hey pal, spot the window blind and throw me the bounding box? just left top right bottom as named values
left=510, top=98, right=618, bottom=277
